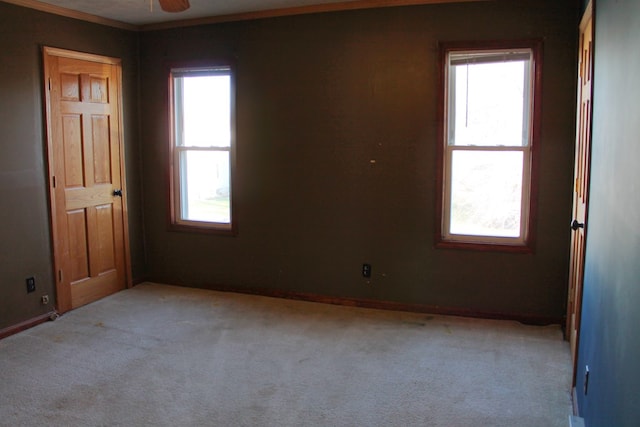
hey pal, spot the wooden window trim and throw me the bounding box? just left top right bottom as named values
left=435, top=39, right=543, bottom=254
left=167, top=59, right=238, bottom=236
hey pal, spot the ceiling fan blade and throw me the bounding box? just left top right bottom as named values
left=158, top=0, right=190, bottom=13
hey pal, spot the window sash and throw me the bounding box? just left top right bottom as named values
left=173, top=146, right=232, bottom=229
left=446, top=49, right=533, bottom=148
left=172, top=71, right=231, bottom=149
left=442, top=145, right=531, bottom=245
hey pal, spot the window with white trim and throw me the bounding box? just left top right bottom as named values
left=170, top=65, right=235, bottom=233
left=438, top=42, right=541, bottom=250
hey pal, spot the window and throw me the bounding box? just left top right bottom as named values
left=437, top=41, right=541, bottom=251
left=169, top=64, right=235, bottom=233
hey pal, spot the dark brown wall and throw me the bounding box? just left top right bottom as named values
left=0, top=2, right=143, bottom=329
left=139, top=0, right=580, bottom=320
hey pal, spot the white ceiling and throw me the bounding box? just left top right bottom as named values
left=8, top=0, right=363, bottom=26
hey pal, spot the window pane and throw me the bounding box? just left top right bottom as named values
left=450, top=59, right=528, bottom=147
left=449, top=150, right=523, bottom=237
left=180, top=150, right=230, bottom=224
left=176, top=74, right=230, bottom=147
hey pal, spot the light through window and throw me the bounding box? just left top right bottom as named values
left=438, top=43, right=541, bottom=249
left=170, top=66, right=234, bottom=232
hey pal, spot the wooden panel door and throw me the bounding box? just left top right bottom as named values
left=566, top=2, right=593, bottom=386
left=43, top=47, right=130, bottom=313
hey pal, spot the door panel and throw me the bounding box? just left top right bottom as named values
left=44, top=47, right=130, bottom=313
left=62, top=114, right=83, bottom=186
left=67, top=210, right=90, bottom=282
left=567, top=3, right=593, bottom=386
left=94, top=204, right=116, bottom=273
left=60, top=73, right=81, bottom=101
left=92, top=115, right=112, bottom=183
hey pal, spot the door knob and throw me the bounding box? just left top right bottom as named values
left=571, top=219, right=584, bottom=231
left=113, top=189, right=123, bottom=197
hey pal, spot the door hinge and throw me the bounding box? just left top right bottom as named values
left=58, top=269, right=63, bottom=282
left=48, top=78, right=51, bottom=91
left=52, top=176, right=56, bottom=188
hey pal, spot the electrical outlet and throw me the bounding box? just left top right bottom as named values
left=26, top=277, right=36, bottom=293
left=362, top=263, right=372, bottom=278
left=41, top=295, right=50, bottom=305
left=584, top=365, right=590, bottom=395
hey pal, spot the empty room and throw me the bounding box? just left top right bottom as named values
left=0, top=0, right=638, bottom=426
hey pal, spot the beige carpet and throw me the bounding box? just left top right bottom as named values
left=0, top=283, right=572, bottom=426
